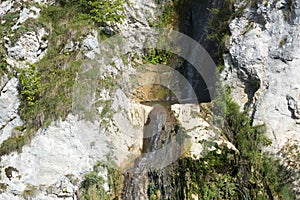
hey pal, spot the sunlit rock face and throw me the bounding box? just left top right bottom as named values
left=222, top=0, right=300, bottom=196
left=222, top=0, right=300, bottom=153
left=1, top=0, right=300, bottom=198
left=0, top=0, right=156, bottom=198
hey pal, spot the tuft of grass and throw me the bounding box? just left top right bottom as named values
left=0, top=135, right=27, bottom=156
left=151, top=0, right=178, bottom=28
left=144, top=49, right=172, bottom=65
left=22, top=185, right=38, bottom=199
left=0, top=183, right=7, bottom=193
left=279, top=37, right=287, bottom=47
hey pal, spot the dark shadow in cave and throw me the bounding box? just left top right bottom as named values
left=174, top=0, right=217, bottom=103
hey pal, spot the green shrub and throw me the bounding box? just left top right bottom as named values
left=173, top=90, right=295, bottom=199
left=144, top=49, right=172, bottom=64
left=78, top=0, right=125, bottom=25
left=0, top=135, right=26, bottom=156
left=17, top=65, right=41, bottom=108
left=80, top=171, right=109, bottom=200
left=79, top=161, right=122, bottom=199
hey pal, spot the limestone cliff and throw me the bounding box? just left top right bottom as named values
left=0, top=0, right=299, bottom=199
left=222, top=0, right=300, bottom=195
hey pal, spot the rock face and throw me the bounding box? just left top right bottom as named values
left=1, top=0, right=299, bottom=198
left=0, top=107, right=150, bottom=198
left=222, top=0, right=300, bottom=196
left=0, top=0, right=162, bottom=198
left=0, top=77, right=23, bottom=144
left=222, top=0, right=300, bottom=153
left=171, top=104, right=237, bottom=160
left=6, top=28, right=48, bottom=67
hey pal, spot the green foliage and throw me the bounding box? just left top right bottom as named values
left=81, top=171, right=109, bottom=200
left=224, top=90, right=271, bottom=152
left=175, top=90, right=295, bottom=199
left=78, top=0, right=125, bottom=25
left=206, top=0, right=235, bottom=65
left=143, top=47, right=183, bottom=68
left=1, top=3, right=85, bottom=157
left=17, top=65, right=41, bottom=108
left=0, top=135, right=26, bottom=156
left=0, top=12, right=19, bottom=75
left=17, top=61, right=80, bottom=128
left=0, top=51, right=8, bottom=76
left=151, top=0, right=178, bottom=28
left=217, top=64, right=225, bottom=72
left=79, top=161, right=122, bottom=199
left=178, top=146, right=239, bottom=199
left=80, top=161, right=110, bottom=200
left=222, top=90, right=293, bottom=199
left=144, top=49, right=172, bottom=64
left=105, top=162, right=122, bottom=198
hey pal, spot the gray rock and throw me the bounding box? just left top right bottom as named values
left=222, top=0, right=300, bottom=151
left=6, top=28, right=48, bottom=66
left=222, top=0, right=300, bottom=195
left=82, top=30, right=100, bottom=59
left=286, top=95, right=300, bottom=119
left=12, top=6, right=40, bottom=30
left=0, top=1, right=13, bottom=16
left=0, top=77, right=23, bottom=144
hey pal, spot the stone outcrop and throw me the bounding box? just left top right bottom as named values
left=6, top=28, right=48, bottom=67
left=222, top=0, right=300, bottom=153
left=222, top=0, right=300, bottom=196
left=0, top=77, right=23, bottom=144
left=171, top=104, right=238, bottom=160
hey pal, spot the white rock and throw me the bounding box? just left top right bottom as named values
left=6, top=28, right=48, bottom=66
left=82, top=30, right=100, bottom=59
left=0, top=115, right=105, bottom=193
left=12, top=6, right=41, bottom=30
left=171, top=104, right=216, bottom=159
left=0, top=193, right=19, bottom=200
left=0, top=1, right=13, bottom=16
left=0, top=77, right=23, bottom=144
left=222, top=0, right=300, bottom=153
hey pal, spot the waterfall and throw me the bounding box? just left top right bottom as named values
left=179, top=0, right=214, bottom=103
left=123, top=105, right=168, bottom=199
left=122, top=0, right=216, bottom=198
